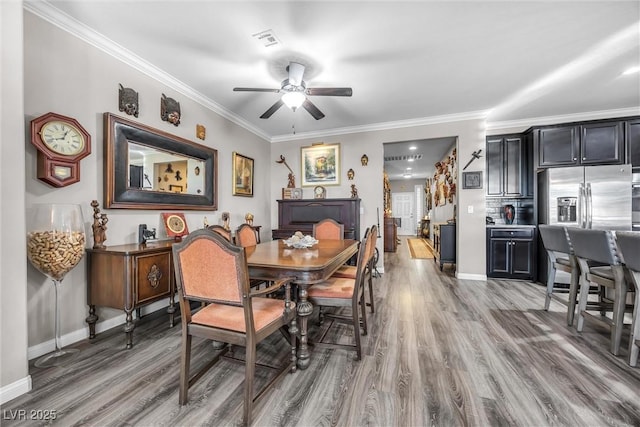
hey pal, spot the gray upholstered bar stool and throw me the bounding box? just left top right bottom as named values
left=539, top=225, right=580, bottom=325
left=614, top=231, right=640, bottom=366
left=567, top=227, right=630, bottom=356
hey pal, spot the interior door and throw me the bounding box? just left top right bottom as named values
left=392, top=192, right=414, bottom=235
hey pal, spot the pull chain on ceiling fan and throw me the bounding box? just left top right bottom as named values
left=233, top=61, right=352, bottom=120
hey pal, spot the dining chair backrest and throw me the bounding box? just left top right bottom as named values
left=173, top=229, right=245, bottom=305
left=615, top=231, right=640, bottom=272
left=539, top=224, right=572, bottom=255
left=566, top=228, right=620, bottom=266
left=313, top=218, right=344, bottom=240
left=206, top=224, right=232, bottom=242
left=235, top=223, right=260, bottom=247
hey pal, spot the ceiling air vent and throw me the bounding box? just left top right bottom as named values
left=252, top=29, right=280, bottom=47
left=384, top=154, right=423, bottom=162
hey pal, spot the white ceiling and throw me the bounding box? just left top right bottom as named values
left=26, top=1, right=640, bottom=180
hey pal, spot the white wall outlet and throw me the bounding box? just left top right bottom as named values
left=467, top=205, right=474, bottom=214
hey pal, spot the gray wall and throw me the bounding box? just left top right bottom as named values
left=1, top=0, right=30, bottom=403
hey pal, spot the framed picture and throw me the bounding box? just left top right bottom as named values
left=462, top=171, right=483, bottom=189
left=162, top=212, right=189, bottom=239
left=301, top=143, right=341, bottom=187
left=232, top=152, right=254, bottom=197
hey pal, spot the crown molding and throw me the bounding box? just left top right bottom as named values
left=270, top=110, right=490, bottom=143
left=486, top=106, right=640, bottom=131
left=24, top=0, right=271, bottom=142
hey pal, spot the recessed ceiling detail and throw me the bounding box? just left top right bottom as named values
left=384, top=154, right=423, bottom=162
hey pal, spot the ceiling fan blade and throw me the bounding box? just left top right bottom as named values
left=306, top=87, right=353, bottom=96
left=287, top=62, right=305, bottom=87
left=260, top=99, right=284, bottom=119
left=233, top=87, right=280, bottom=93
left=302, top=99, right=325, bottom=120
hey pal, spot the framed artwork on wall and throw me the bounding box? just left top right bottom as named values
left=301, top=143, right=341, bottom=186
left=232, top=152, right=254, bottom=197
left=462, top=171, right=483, bottom=189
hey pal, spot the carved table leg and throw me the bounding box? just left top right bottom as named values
left=86, top=305, right=98, bottom=339
left=167, top=291, right=176, bottom=328
left=123, top=308, right=135, bottom=349
left=296, top=285, right=313, bottom=370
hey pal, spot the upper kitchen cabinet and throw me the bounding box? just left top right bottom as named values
left=536, top=120, right=624, bottom=168
left=627, top=118, right=640, bottom=168
left=486, top=134, right=531, bottom=197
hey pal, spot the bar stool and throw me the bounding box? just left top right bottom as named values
left=566, top=228, right=630, bottom=356
left=538, top=225, right=580, bottom=325
left=614, top=231, right=640, bottom=366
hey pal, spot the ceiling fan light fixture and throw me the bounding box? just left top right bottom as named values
left=282, top=91, right=306, bottom=110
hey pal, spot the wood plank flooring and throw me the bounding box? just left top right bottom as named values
left=3, top=236, right=639, bottom=426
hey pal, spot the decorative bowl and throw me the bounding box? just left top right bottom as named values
left=284, top=234, right=318, bottom=248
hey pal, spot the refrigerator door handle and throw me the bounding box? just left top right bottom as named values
left=586, top=182, right=593, bottom=229
left=578, top=182, right=586, bottom=228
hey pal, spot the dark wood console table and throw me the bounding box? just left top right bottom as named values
left=272, top=198, right=361, bottom=241
left=85, top=241, right=176, bottom=348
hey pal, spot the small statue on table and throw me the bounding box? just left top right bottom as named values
left=90, top=200, right=108, bottom=249
left=350, top=184, right=358, bottom=199
left=245, top=212, right=254, bottom=226
left=222, top=212, right=230, bottom=231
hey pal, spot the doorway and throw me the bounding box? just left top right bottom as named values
left=392, top=192, right=415, bottom=235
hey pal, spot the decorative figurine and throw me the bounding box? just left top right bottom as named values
left=222, top=212, right=230, bottom=231
left=245, top=212, right=254, bottom=226
left=361, top=154, right=368, bottom=166
left=276, top=155, right=296, bottom=188
left=347, top=168, right=355, bottom=180
left=196, top=124, right=206, bottom=140
left=350, top=184, right=358, bottom=199
left=160, top=93, right=181, bottom=126
left=203, top=216, right=209, bottom=228
left=118, top=84, right=139, bottom=117
left=90, top=200, right=108, bottom=249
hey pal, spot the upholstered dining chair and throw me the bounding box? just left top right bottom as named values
left=206, top=224, right=232, bottom=242
left=172, top=229, right=297, bottom=426
left=331, top=225, right=378, bottom=314
left=614, top=231, right=640, bottom=366
left=236, top=223, right=261, bottom=247
left=566, top=227, right=631, bottom=356
left=306, top=226, right=373, bottom=360
left=538, top=225, right=580, bottom=324
left=313, top=218, right=344, bottom=240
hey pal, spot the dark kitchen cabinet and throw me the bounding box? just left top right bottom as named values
left=487, top=227, right=536, bottom=280
left=486, top=134, right=529, bottom=197
left=536, top=121, right=624, bottom=168
left=433, top=223, right=455, bottom=271
left=537, top=125, right=580, bottom=167
left=627, top=118, right=640, bottom=168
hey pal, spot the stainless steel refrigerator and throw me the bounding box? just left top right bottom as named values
left=538, top=164, right=632, bottom=231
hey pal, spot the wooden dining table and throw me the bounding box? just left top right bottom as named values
left=244, top=238, right=359, bottom=370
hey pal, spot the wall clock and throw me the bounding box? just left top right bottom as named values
left=314, top=185, right=326, bottom=199
left=162, top=212, right=189, bottom=239
left=30, top=112, right=91, bottom=187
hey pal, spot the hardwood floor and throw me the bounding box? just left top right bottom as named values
left=3, top=236, right=639, bottom=426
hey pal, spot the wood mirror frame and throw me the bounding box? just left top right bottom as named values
left=104, top=112, right=218, bottom=210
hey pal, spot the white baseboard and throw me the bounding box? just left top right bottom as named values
left=28, top=299, right=171, bottom=360
left=456, top=272, right=487, bottom=281
left=0, top=375, right=32, bottom=405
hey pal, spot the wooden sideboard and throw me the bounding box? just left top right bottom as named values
left=272, top=198, right=361, bottom=241
left=86, top=241, right=176, bottom=348
left=384, top=217, right=398, bottom=252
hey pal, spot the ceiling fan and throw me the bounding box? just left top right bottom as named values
left=233, top=61, right=352, bottom=120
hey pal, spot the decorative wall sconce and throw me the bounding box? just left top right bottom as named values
left=361, top=154, right=368, bottom=166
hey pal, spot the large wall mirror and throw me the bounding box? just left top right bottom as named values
left=104, top=112, right=217, bottom=210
